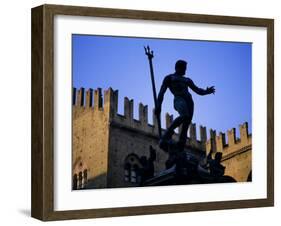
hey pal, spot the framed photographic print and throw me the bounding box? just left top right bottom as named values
left=31, top=4, right=274, bottom=221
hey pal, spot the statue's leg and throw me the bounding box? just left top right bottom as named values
left=161, top=115, right=185, bottom=140
left=160, top=97, right=191, bottom=150
left=178, top=116, right=192, bottom=148
left=174, top=97, right=193, bottom=149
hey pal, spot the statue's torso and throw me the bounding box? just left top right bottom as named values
left=166, top=74, right=193, bottom=102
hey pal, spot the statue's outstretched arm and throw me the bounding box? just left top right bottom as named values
left=187, top=78, right=215, bottom=95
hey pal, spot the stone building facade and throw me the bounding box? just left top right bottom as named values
left=72, top=87, right=252, bottom=189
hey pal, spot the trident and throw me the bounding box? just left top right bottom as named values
left=144, top=46, right=162, bottom=138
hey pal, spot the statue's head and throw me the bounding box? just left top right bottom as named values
left=175, top=60, right=187, bottom=76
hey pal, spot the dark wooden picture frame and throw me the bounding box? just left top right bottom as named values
left=31, top=4, right=274, bottom=221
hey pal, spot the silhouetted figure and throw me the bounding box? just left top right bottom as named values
left=148, top=145, right=156, bottom=166
left=208, top=152, right=225, bottom=178
left=139, top=145, right=157, bottom=184
left=155, top=60, right=215, bottom=150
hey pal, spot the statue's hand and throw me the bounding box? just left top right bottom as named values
left=206, top=86, right=215, bottom=94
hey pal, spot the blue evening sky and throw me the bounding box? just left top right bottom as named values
left=72, top=35, right=252, bottom=139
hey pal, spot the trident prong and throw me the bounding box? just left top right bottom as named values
left=144, top=45, right=154, bottom=59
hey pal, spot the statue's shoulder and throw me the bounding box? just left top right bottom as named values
left=165, top=74, right=173, bottom=79
left=163, top=74, right=173, bottom=84
left=185, top=77, right=194, bottom=84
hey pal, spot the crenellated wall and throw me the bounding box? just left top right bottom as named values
left=205, top=122, right=252, bottom=181
left=72, top=87, right=252, bottom=188
left=73, top=87, right=209, bottom=145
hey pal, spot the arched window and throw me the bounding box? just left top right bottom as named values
left=124, top=154, right=142, bottom=184
left=73, top=157, right=89, bottom=190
